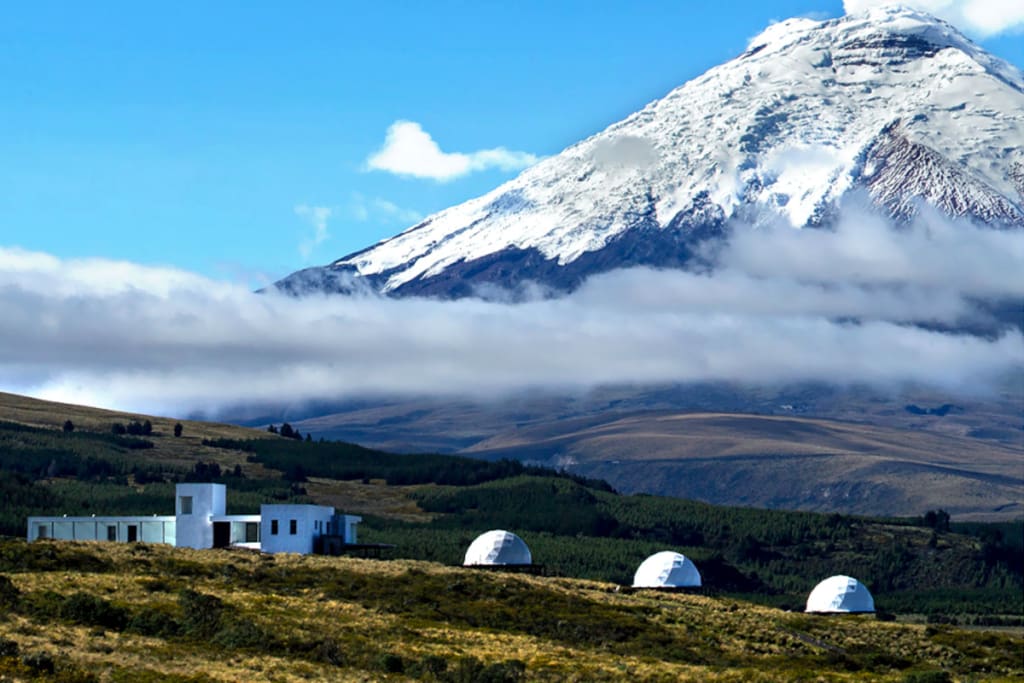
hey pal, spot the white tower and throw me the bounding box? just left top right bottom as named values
left=174, top=483, right=226, bottom=549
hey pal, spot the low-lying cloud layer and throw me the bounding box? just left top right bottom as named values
left=1, top=208, right=1021, bottom=415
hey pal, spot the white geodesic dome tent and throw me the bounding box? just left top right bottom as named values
left=632, top=551, right=702, bottom=588
left=463, top=529, right=532, bottom=566
left=805, top=575, right=875, bottom=613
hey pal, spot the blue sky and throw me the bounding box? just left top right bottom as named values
left=2, top=1, right=1022, bottom=285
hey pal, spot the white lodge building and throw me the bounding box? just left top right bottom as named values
left=27, top=483, right=361, bottom=555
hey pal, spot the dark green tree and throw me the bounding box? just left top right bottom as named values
left=174, top=422, right=183, bottom=437
left=62, top=420, right=74, bottom=433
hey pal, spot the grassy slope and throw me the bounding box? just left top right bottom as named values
left=0, top=539, right=1021, bottom=683
left=1, top=392, right=1020, bottom=620
left=463, top=412, right=1024, bottom=520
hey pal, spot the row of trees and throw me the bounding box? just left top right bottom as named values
left=63, top=419, right=183, bottom=438
left=266, top=423, right=310, bottom=441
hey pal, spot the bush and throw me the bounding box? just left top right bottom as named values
left=407, top=655, right=447, bottom=678
left=212, top=618, right=266, bottom=649
left=60, top=592, right=128, bottom=630
left=178, top=589, right=224, bottom=638
left=901, top=672, right=952, bottom=683
left=440, top=657, right=526, bottom=683
left=314, top=638, right=346, bottom=667
left=127, top=609, right=180, bottom=638
left=0, top=575, right=19, bottom=610
left=376, top=652, right=405, bottom=674
left=0, top=637, right=18, bottom=658
left=21, top=651, right=54, bottom=674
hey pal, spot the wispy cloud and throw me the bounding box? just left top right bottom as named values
left=843, top=0, right=1024, bottom=36
left=295, top=204, right=333, bottom=259
left=0, top=207, right=1021, bottom=416
left=349, top=193, right=423, bottom=225
left=365, top=120, right=539, bottom=182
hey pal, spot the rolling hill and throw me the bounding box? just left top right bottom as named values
left=2, top=540, right=1021, bottom=682
left=464, top=411, right=1024, bottom=521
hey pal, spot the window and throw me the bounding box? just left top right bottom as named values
left=245, top=522, right=259, bottom=543
left=107, top=525, right=117, bottom=541
left=179, top=496, right=193, bottom=515
left=289, top=519, right=297, bottom=535
left=270, top=520, right=278, bottom=535
left=37, top=525, right=48, bottom=539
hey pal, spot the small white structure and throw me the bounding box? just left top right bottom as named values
left=261, top=504, right=332, bottom=554
left=27, top=483, right=360, bottom=556
left=632, top=551, right=702, bottom=588
left=463, top=530, right=532, bottom=566
left=805, top=575, right=875, bottom=613
left=175, top=483, right=229, bottom=549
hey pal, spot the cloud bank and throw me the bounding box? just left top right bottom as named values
left=0, top=208, right=1021, bottom=416
left=366, top=120, right=540, bottom=182
left=844, top=0, right=1024, bottom=36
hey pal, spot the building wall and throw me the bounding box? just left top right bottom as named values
left=210, top=514, right=262, bottom=548
left=174, top=483, right=226, bottom=549
left=331, top=514, right=362, bottom=544
left=27, top=516, right=176, bottom=544
left=260, top=504, right=335, bottom=554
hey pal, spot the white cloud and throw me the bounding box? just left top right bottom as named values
left=365, top=120, right=540, bottom=182
left=349, top=193, right=423, bottom=225
left=295, top=204, right=333, bottom=259
left=0, top=207, right=1021, bottom=416
left=843, top=0, right=1024, bottom=36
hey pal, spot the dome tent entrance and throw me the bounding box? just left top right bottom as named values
left=632, top=551, right=702, bottom=588
left=463, top=530, right=532, bottom=567
left=805, top=575, right=875, bottom=613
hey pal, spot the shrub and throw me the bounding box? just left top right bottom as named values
left=212, top=618, right=266, bottom=649
left=314, top=638, right=345, bottom=667
left=127, top=608, right=180, bottom=638
left=376, top=652, right=405, bottom=674
left=60, top=592, right=128, bottom=630
left=0, top=637, right=18, bottom=657
left=0, top=575, right=19, bottom=610
left=901, top=672, right=952, bottom=683
left=21, top=651, right=54, bottom=674
left=407, top=655, right=447, bottom=678
left=178, top=589, right=224, bottom=638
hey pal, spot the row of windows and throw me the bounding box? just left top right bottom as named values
left=269, top=519, right=298, bottom=535
left=39, top=524, right=134, bottom=542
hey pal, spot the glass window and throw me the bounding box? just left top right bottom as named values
left=107, top=525, right=117, bottom=541
left=289, top=519, right=297, bottom=535
left=179, top=496, right=193, bottom=515
left=245, top=522, right=259, bottom=543
left=271, top=519, right=278, bottom=535
left=37, top=525, right=48, bottom=539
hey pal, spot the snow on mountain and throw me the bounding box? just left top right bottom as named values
left=276, top=7, right=1024, bottom=298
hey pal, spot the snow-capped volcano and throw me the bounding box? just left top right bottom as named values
left=277, top=7, right=1024, bottom=298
